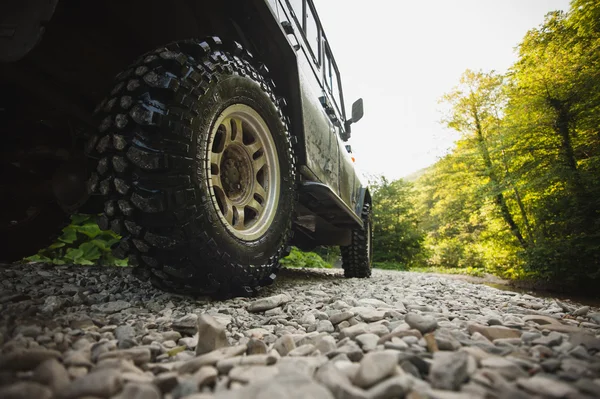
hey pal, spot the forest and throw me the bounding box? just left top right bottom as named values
left=372, top=0, right=600, bottom=293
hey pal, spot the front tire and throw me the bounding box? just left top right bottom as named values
left=88, top=38, right=296, bottom=295
left=341, top=203, right=372, bottom=278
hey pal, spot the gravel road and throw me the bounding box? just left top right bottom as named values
left=1, top=264, right=599, bottom=399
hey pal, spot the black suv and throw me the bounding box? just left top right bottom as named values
left=0, top=0, right=372, bottom=294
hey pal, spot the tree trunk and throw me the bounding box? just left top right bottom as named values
left=472, top=105, right=528, bottom=248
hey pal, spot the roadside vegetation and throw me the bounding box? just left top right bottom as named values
left=372, top=0, right=600, bottom=293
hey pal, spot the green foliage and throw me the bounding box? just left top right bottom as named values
left=25, top=214, right=127, bottom=266
left=373, top=262, right=409, bottom=271
left=370, top=177, right=426, bottom=266
left=405, top=1, right=600, bottom=292
left=280, top=247, right=332, bottom=269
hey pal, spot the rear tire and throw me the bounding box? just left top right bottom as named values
left=341, top=203, right=372, bottom=278
left=87, top=37, right=296, bottom=296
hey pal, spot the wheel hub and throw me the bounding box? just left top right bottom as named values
left=207, top=104, right=280, bottom=241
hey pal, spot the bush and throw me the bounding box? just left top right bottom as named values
left=25, top=214, right=127, bottom=266
left=280, top=247, right=332, bottom=269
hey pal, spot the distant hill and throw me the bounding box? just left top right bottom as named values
left=403, top=167, right=429, bottom=182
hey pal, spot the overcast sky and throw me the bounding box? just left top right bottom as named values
left=316, top=0, right=571, bottom=180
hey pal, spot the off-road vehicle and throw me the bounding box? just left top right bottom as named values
left=0, top=0, right=372, bottom=295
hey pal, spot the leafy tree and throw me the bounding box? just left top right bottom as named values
left=370, top=177, right=425, bottom=266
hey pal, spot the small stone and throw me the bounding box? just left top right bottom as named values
left=330, top=311, right=354, bottom=325
left=532, top=331, right=563, bottom=347
left=229, top=365, right=279, bottom=384
left=40, top=296, right=66, bottom=314
left=0, top=381, right=53, bottom=399
left=90, top=300, right=132, bottom=314
left=588, top=312, right=600, bottom=325
left=273, top=335, right=296, bottom=356
left=246, top=338, right=268, bottom=355
left=521, top=331, right=542, bottom=343
left=0, top=348, right=61, bottom=371
left=522, top=315, right=561, bottom=325
left=196, top=314, right=229, bottom=355
left=367, top=375, right=414, bottom=399
left=32, top=358, right=70, bottom=393
left=192, top=365, right=218, bottom=387
left=315, top=362, right=368, bottom=399
left=317, top=320, right=335, bottom=333
left=61, top=369, right=123, bottom=399
left=429, top=351, right=469, bottom=391
left=572, top=306, right=590, bottom=317
left=480, top=356, right=528, bottom=380
left=112, top=382, right=161, bottom=399
left=569, top=331, right=600, bottom=351
left=115, top=325, right=137, bottom=349
left=97, top=347, right=151, bottom=366
left=517, top=375, right=578, bottom=398
left=288, top=344, right=316, bottom=356
left=355, top=333, right=380, bottom=351
left=153, top=371, right=179, bottom=393
left=405, top=313, right=438, bottom=334
left=353, top=307, right=386, bottom=322
left=172, top=314, right=199, bottom=335
left=315, top=335, right=337, bottom=354
left=213, top=371, right=334, bottom=399
left=248, top=294, right=292, bottom=313
left=424, top=333, right=439, bottom=352
left=178, top=345, right=248, bottom=374
left=353, top=350, right=399, bottom=388
left=340, top=323, right=368, bottom=339
left=467, top=323, right=521, bottom=341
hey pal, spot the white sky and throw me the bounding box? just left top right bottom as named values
left=316, top=0, right=571, bottom=180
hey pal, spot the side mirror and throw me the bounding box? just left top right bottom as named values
left=343, top=98, right=364, bottom=141
left=351, top=98, right=364, bottom=123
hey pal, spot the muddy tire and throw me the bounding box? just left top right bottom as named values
left=341, top=203, right=372, bottom=278
left=87, top=37, right=296, bottom=296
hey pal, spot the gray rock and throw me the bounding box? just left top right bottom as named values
left=317, top=320, right=335, bottom=333
left=196, top=314, right=229, bottom=355
left=213, top=372, right=334, bottom=399
left=532, top=331, right=563, bottom=347
left=247, top=338, right=268, bottom=355
left=405, top=313, right=438, bottom=334
left=572, top=306, right=590, bottom=316
left=112, top=382, right=161, bottom=399
left=248, top=294, right=292, bottom=313
left=90, top=300, right=132, bottom=314
left=315, top=362, right=368, bottom=399
left=367, top=375, right=414, bottom=399
left=229, top=365, right=279, bottom=384
left=355, top=333, right=380, bottom=351
left=588, top=312, right=600, bottom=325
left=340, top=323, right=368, bottom=339
left=429, top=351, right=469, bottom=391
left=171, top=314, right=199, bottom=335
left=153, top=371, right=179, bottom=393
left=97, top=347, right=151, bottom=366
left=40, top=295, right=66, bottom=314
left=353, top=351, right=398, bottom=388
left=61, top=369, right=123, bottom=399
left=273, top=334, right=296, bottom=356
left=192, top=365, right=218, bottom=387
left=330, top=311, right=354, bottom=325
left=115, top=325, right=137, bottom=349
left=0, top=348, right=61, bottom=371
left=32, top=358, right=70, bottom=393
left=315, top=335, right=337, bottom=354
left=0, top=381, right=53, bottom=399
left=288, top=344, right=316, bottom=356
left=480, top=356, right=528, bottom=380
left=517, top=375, right=578, bottom=398
left=569, top=331, right=600, bottom=351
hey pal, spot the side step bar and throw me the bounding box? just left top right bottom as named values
left=298, top=182, right=363, bottom=229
